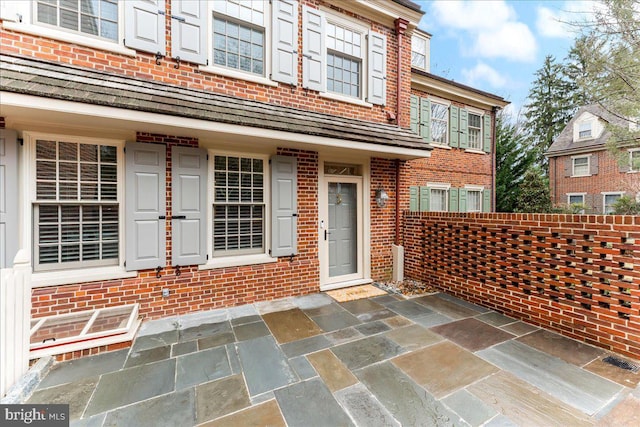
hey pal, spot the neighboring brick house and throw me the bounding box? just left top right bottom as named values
left=547, top=104, right=640, bottom=214
left=0, top=0, right=430, bottom=357
left=407, top=29, right=509, bottom=214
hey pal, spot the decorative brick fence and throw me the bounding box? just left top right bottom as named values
left=404, top=212, right=640, bottom=359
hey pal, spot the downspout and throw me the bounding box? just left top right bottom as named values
left=394, top=18, right=408, bottom=245
left=492, top=106, right=499, bottom=211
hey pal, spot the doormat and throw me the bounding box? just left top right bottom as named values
left=326, top=285, right=387, bottom=302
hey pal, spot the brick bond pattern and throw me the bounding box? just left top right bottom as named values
left=404, top=212, right=640, bottom=359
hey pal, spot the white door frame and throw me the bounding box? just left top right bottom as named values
left=318, top=156, right=371, bottom=291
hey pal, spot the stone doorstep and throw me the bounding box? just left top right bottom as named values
left=1, top=356, right=54, bottom=404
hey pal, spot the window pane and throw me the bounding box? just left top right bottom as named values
left=327, top=52, right=360, bottom=98
left=213, top=16, right=264, bottom=76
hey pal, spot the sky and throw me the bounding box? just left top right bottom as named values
left=414, top=0, right=603, bottom=120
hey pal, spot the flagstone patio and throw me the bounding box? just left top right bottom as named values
left=27, top=292, right=640, bottom=426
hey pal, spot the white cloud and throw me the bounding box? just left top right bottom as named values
left=428, top=1, right=537, bottom=62
left=536, top=1, right=604, bottom=39
left=461, top=63, right=507, bottom=88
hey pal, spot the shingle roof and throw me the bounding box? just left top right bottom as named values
left=0, top=54, right=430, bottom=153
left=391, top=0, right=423, bottom=13
left=546, top=104, right=630, bottom=156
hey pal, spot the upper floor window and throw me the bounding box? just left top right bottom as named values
left=411, top=33, right=429, bottom=71
left=326, top=22, right=363, bottom=98
left=468, top=112, right=483, bottom=150
left=212, top=1, right=267, bottom=77
left=33, top=138, right=120, bottom=271
left=572, top=156, right=590, bottom=176
left=630, top=149, right=640, bottom=172
left=35, top=0, right=118, bottom=41
left=430, top=102, right=448, bottom=145
left=578, top=121, right=592, bottom=139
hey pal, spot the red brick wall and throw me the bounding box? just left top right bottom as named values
left=549, top=151, right=640, bottom=213
left=31, top=142, right=321, bottom=321
left=0, top=0, right=405, bottom=125
left=404, top=212, right=640, bottom=359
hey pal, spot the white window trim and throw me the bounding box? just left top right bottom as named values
left=577, top=120, right=593, bottom=140
left=23, top=131, right=131, bottom=285
left=602, top=192, right=623, bottom=214
left=466, top=109, right=484, bottom=151
left=628, top=148, right=640, bottom=173
left=321, top=7, right=370, bottom=103
left=427, top=183, right=450, bottom=212
left=465, top=185, right=484, bottom=213
left=203, top=150, right=272, bottom=269
left=571, top=155, right=591, bottom=177
left=429, top=97, right=450, bottom=147
left=411, top=32, right=429, bottom=71
left=2, top=3, right=135, bottom=57
left=203, top=1, right=274, bottom=84
left=567, top=193, right=586, bottom=204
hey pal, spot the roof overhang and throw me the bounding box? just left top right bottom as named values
left=326, top=0, right=424, bottom=29
left=545, top=146, right=608, bottom=158
left=1, top=92, right=431, bottom=160
left=411, top=72, right=510, bottom=111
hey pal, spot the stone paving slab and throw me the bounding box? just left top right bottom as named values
left=412, top=294, right=481, bottom=319
left=386, top=300, right=434, bottom=319
left=180, top=321, right=232, bottom=342
left=517, top=329, right=605, bottom=367
left=385, top=324, right=443, bottom=351
left=331, top=335, right=405, bottom=371
left=442, top=389, right=498, bottom=427
left=200, top=399, right=286, bottom=427
left=236, top=336, right=298, bottom=396
left=288, top=355, right=317, bottom=381
left=103, top=388, right=195, bottom=427
left=232, top=320, right=270, bottom=342
left=171, top=340, right=198, bottom=358
left=262, top=308, right=323, bottom=344
left=307, top=349, right=357, bottom=392
left=431, top=318, right=515, bottom=352
left=132, top=330, right=179, bottom=352
left=477, top=340, right=623, bottom=415
left=280, top=334, right=332, bottom=358
left=477, top=311, right=517, bottom=327
left=195, top=374, right=250, bottom=424
left=584, top=355, right=640, bottom=388
left=175, top=346, right=231, bottom=390
left=124, top=345, right=171, bottom=368
left=311, top=310, right=361, bottom=332
left=37, top=348, right=128, bottom=389
left=274, top=378, right=354, bottom=427
left=435, top=293, right=491, bottom=313
left=354, top=320, right=390, bottom=336
left=412, top=312, right=454, bottom=328
left=334, top=383, right=400, bottom=427
left=340, top=298, right=387, bottom=315
left=500, top=321, right=539, bottom=337
left=27, top=377, right=98, bottom=419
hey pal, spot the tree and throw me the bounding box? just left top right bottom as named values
left=571, top=0, right=640, bottom=154
left=612, top=195, right=640, bottom=215
left=522, top=55, right=579, bottom=174
left=496, top=114, right=535, bottom=212
left=514, top=167, right=552, bottom=213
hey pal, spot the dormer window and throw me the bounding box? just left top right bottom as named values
left=578, top=121, right=592, bottom=139
left=411, top=33, right=430, bottom=71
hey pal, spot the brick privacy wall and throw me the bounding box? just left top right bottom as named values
left=549, top=151, right=640, bottom=213
left=0, top=0, right=404, bottom=125
left=404, top=212, right=640, bottom=359
left=31, top=144, right=321, bottom=321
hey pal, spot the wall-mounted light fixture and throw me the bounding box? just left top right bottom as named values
left=375, top=188, right=389, bottom=208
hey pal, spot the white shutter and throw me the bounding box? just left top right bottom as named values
left=302, top=5, right=325, bottom=92
left=171, top=0, right=207, bottom=65
left=125, top=142, right=166, bottom=271
left=367, top=31, right=387, bottom=105
left=0, top=129, right=18, bottom=269
left=171, top=146, right=207, bottom=266
left=124, top=0, right=166, bottom=55
left=272, top=0, right=299, bottom=85
left=271, top=155, right=298, bottom=257
left=0, top=1, right=30, bottom=23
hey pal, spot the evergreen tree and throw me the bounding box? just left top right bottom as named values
left=522, top=55, right=578, bottom=175
left=514, top=168, right=552, bottom=213
left=563, top=36, right=592, bottom=108
left=496, top=114, right=534, bottom=212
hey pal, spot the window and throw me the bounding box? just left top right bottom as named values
left=326, top=21, right=363, bottom=98
left=572, top=156, right=590, bottom=176
left=467, top=190, right=482, bottom=212
left=630, top=150, right=640, bottom=172
left=411, top=33, right=429, bottom=71
left=34, top=139, right=119, bottom=271
left=429, top=188, right=448, bottom=212
left=578, top=121, right=592, bottom=139
left=568, top=194, right=585, bottom=213
left=431, top=102, right=448, bottom=145
left=468, top=112, right=482, bottom=150
left=35, top=0, right=118, bottom=41
left=213, top=155, right=265, bottom=256
left=212, top=2, right=266, bottom=76
left=603, top=193, right=623, bottom=214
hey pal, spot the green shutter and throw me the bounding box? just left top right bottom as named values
left=410, top=95, right=419, bottom=134
left=420, top=98, right=430, bottom=142
left=459, top=109, right=469, bottom=149
left=409, top=186, right=419, bottom=211
left=271, top=155, right=298, bottom=257
left=483, top=114, right=492, bottom=153
left=458, top=189, right=467, bottom=212
left=449, top=105, right=459, bottom=148
left=449, top=188, right=459, bottom=212
left=483, top=189, right=492, bottom=212
left=419, top=186, right=430, bottom=212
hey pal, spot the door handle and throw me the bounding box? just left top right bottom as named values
left=325, top=230, right=327, bottom=240
left=172, top=215, right=186, bottom=220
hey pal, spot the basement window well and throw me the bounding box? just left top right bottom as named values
left=29, top=304, right=141, bottom=359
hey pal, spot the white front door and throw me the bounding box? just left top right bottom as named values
left=319, top=160, right=370, bottom=290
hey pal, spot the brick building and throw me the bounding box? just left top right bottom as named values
left=407, top=29, right=509, bottom=214
left=0, top=0, right=508, bottom=358
left=547, top=104, right=640, bottom=214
